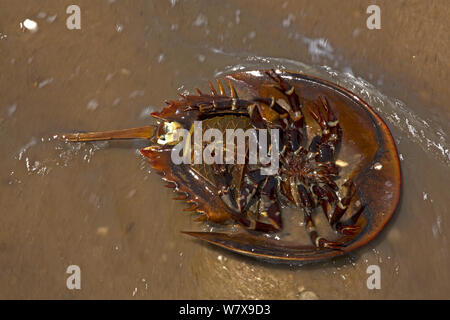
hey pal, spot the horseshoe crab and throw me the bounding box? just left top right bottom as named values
left=61, top=69, right=401, bottom=262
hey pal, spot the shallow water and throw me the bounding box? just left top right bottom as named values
left=0, top=0, right=449, bottom=299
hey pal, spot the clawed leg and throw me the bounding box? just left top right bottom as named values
left=335, top=204, right=365, bottom=236
left=308, top=96, right=342, bottom=162
left=265, top=69, right=305, bottom=152
left=311, top=179, right=362, bottom=236
left=303, top=208, right=344, bottom=250
left=214, top=162, right=282, bottom=233
left=295, top=183, right=344, bottom=249
left=329, top=180, right=355, bottom=225
left=265, top=69, right=302, bottom=113
left=260, top=176, right=282, bottom=230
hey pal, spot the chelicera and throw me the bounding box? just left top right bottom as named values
left=62, top=69, right=401, bottom=262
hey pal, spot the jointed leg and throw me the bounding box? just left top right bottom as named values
left=308, top=96, right=342, bottom=162
left=296, top=184, right=344, bottom=249
left=311, top=180, right=361, bottom=236
left=265, top=69, right=302, bottom=113
left=265, top=70, right=305, bottom=152
left=303, top=208, right=344, bottom=250
left=260, top=176, right=282, bottom=230
left=214, top=162, right=282, bottom=233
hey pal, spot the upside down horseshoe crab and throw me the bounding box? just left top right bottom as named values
left=61, top=69, right=401, bottom=262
